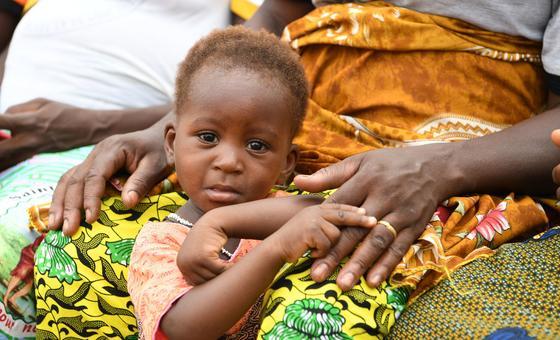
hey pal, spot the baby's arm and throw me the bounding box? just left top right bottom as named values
left=177, top=195, right=325, bottom=284
left=189, top=194, right=325, bottom=239
left=162, top=204, right=377, bottom=339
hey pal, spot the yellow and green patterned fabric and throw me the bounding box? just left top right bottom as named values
left=34, top=192, right=187, bottom=339
left=259, top=255, right=409, bottom=339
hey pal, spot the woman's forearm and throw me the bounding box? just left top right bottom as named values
left=91, top=104, right=172, bottom=144
left=446, top=103, right=560, bottom=197
left=244, top=0, right=314, bottom=36
left=161, top=239, right=284, bottom=339
left=0, top=11, right=17, bottom=53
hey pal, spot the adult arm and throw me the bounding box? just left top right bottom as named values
left=0, top=0, right=22, bottom=80
left=296, top=96, right=560, bottom=290
left=0, top=1, right=20, bottom=52
left=49, top=111, right=175, bottom=235
left=245, top=0, right=314, bottom=36
left=0, top=99, right=171, bottom=170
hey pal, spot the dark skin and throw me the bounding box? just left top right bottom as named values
left=296, top=99, right=560, bottom=289
left=165, top=200, right=374, bottom=339
left=0, top=10, right=18, bottom=87
left=0, top=10, right=17, bottom=53
left=48, top=0, right=560, bottom=290
left=0, top=99, right=171, bottom=171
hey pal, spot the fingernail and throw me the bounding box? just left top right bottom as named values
left=369, top=273, right=382, bottom=287
left=127, top=190, right=139, bottom=202
left=48, top=214, right=55, bottom=228
left=357, top=207, right=366, bottom=215
left=62, top=219, right=69, bottom=235
left=340, top=272, right=354, bottom=288
left=313, top=263, right=329, bottom=281
left=85, top=209, right=91, bottom=222
left=367, top=216, right=377, bottom=225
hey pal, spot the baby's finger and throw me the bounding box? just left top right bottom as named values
left=321, top=206, right=377, bottom=228
left=305, top=230, right=333, bottom=261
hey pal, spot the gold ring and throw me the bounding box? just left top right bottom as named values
left=378, top=220, right=397, bottom=239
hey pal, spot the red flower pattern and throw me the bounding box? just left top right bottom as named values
left=466, top=201, right=510, bottom=241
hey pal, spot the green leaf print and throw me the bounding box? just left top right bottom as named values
left=263, top=299, right=352, bottom=340
left=386, top=287, right=410, bottom=317
left=35, top=231, right=80, bottom=284
left=105, top=239, right=135, bottom=265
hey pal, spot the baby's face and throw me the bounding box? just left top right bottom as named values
left=166, top=67, right=297, bottom=213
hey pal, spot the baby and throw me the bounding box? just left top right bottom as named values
left=127, top=26, right=376, bottom=339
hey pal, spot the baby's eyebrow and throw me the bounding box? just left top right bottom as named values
left=191, top=116, right=221, bottom=125
left=247, top=126, right=281, bottom=141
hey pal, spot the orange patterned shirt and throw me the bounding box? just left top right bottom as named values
left=128, top=221, right=260, bottom=340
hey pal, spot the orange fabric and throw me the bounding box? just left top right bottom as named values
left=284, top=2, right=552, bottom=302
left=391, top=194, right=552, bottom=301
left=127, top=221, right=260, bottom=339
left=285, top=2, right=546, bottom=174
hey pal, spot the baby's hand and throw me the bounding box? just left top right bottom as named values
left=269, top=203, right=377, bottom=263
left=177, top=211, right=232, bottom=286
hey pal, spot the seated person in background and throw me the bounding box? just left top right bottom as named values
left=127, top=26, right=377, bottom=339
left=0, top=0, right=230, bottom=169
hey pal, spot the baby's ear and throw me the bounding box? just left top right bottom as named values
left=277, top=144, right=299, bottom=185
left=164, top=123, right=176, bottom=167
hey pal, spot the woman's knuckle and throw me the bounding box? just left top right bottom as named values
left=369, top=234, right=390, bottom=249
left=343, top=227, right=368, bottom=241
left=352, top=256, right=370, bottom=271
left=337, top=209, right=345, bottom=219
left=388, top=243, right=408, bottom=258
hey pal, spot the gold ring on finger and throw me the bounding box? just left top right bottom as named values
left=378, top=220, right=397, bottom=239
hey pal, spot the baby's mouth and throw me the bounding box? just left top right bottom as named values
left=204, top=185, right=241, bottom=204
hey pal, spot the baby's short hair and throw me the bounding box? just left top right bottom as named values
left=175, top=26, right=308, bottom=136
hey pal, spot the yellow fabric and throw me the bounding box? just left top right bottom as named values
left=34, top=193, right=187, bottom=339
left=285, top=2, right=546, bottom=174
left=21, top=0, right=37, bottom=13
left=259, top=255, right=409, bottom=339
left=230, top=0, right=260, bottom=20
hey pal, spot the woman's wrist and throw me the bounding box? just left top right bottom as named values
left=93, top=105, right=172, bottom=143
left=432, top=141, right=473, bottom=199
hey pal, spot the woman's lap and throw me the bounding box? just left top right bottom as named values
left=389, top=227, right=560, bottom=339
left=34, top=192, right=187, bottom=339
left=0, top=146, right=91, bottom=338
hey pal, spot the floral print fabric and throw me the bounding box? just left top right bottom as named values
left=34, top=192, right=187, bottom=339
left=259, top=254, right=409, bottom=339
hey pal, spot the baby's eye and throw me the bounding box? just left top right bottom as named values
left=247, top=140, right=268, bottom=152
left=198, top=132, right=218, bottom=144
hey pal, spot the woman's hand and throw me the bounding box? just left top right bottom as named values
left=294, top=143, right=463, bottom=291
left=0, top=98, right=94, bottom=170
left=48, top=114, right=174, bottom=236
